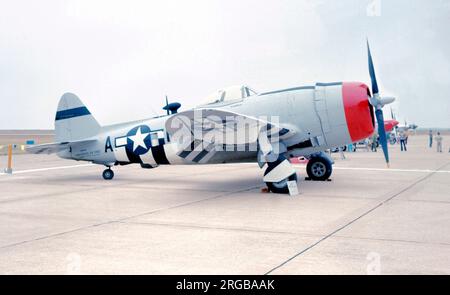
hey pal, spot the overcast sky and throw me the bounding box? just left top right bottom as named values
left=1, top=0, right=449, bottom=129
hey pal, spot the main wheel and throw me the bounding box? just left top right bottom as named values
left=306, top=157, right=332, bottom=181
left=264, top=172, right=298, bottom=194
left=102, top=169, right=114, bottom=180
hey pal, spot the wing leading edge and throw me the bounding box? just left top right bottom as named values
left=165, top=109, right=296, bottom=163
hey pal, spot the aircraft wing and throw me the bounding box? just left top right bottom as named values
left=165, top=108, right=295, bottom=162
left=26, top=139, right=97, bottom=154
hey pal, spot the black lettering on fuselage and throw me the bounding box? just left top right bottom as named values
left=105, top=136, right=113, bottom=153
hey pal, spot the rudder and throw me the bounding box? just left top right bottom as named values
left=55, top=93, right=101, bottom=142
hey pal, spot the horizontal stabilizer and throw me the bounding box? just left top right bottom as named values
left=26, top=139, right=97, bottom=154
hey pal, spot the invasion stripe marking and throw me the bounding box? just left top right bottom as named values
left=178, top=139, right=203, bottom=159
left=178, top=150, right=192, bottom=159
left=151, top=145, right=170, bottom=164
left=139, top=149, right=158, bottom=167
left=125, top=147, right=142, bottom=164
left=192, top=149, right=210, bottom=163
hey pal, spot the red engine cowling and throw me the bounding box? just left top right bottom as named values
left=342, top=82, right=375, bottom=142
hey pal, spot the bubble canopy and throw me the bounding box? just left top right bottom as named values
left=200, top=85, right=258, bottom=105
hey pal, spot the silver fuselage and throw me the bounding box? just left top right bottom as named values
left=59, top=82, right=359, bottom=167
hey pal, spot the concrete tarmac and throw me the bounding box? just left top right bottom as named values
left=0, top=134, right=449, bottom=274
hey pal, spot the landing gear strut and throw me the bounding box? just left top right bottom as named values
left=264, top=170, right=297, bottom=194
left=306, top=153, right=333, bottom=181
left=262, top=155, right=298, bottom=194
left=102, top=168, right=114, bottom=180
left=258, top=128, right=298, bottom=194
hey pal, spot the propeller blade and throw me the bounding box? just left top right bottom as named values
left=367, top=40, right=379, bottom=95
left=368, top=40, right=390, bottom=166
left=375, top=109, right=389, bottom=165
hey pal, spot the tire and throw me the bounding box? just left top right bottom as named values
left=264, top=172, right=298, bottom=194
left=102, top=169, right=114, bottom=180
left=306, top=157, right=332, bottom=181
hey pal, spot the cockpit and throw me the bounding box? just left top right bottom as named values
left=200, top=85, right=258, bottom=106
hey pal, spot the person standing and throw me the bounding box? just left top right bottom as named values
left=371, top=133, right=378, bottom=152
left=429, top=129, right=433, bottom=148
left=399, top=130, right=407, bottom=151
left=348, top=143, right=355, bottom=152
left=339, top=146, right=346, bottom=159
left=435, top=132, right=443, bottom=153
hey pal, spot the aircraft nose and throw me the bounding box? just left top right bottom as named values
left=384, top=119, right=399, bottom=132
left=342, top=82, right=375, bottom=142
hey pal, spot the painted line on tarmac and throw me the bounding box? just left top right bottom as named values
left=291, top=164, right=450, bottom=173
left=331, top=166, right=450, bottom=173
left=0, top=163, right=95, bottom=176
left=1, top=163, right=449, bottom=176
left=265, top=161, right=450, bottom=275
left=0, top=133, right=53, bottom=136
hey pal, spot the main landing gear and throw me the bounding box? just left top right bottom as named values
left=264, top=170, right=298, bottom=194
left=306, top=152, right=333, bottom=181
left=258, top=132, right=298, bottom=194
left=102, top=168, right=114, bottom=180
left=262, top=155, right=298, bottom=194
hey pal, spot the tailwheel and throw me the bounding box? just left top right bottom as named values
left=264, top=172, right=297, bottom=194
left=102, top=168, right=114, bottom=180
left=306, top=156, right=332, bottom=181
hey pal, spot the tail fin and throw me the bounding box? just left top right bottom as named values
left=55, top=93, right=101, bottom=142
